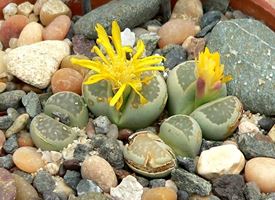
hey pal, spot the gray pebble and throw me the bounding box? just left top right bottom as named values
left=0, top=115, right=13, bottom=129
left=73, top=144, right=92, bottom=162
left=22, top=91, right=42, bottom=117
left=33, top=171, right=55, bottom=194
left=244, top=182, right=261, bottom=200
left=139, top=33, right=160, bottom=56
left=93, top=116, right=112, bottom=134
left=3, top=134, right=18, bottom=153
left=258, top=117, right=275, bottom=132
left=0, top=90, right=26, bottom=111
left=13, top=169, right=33, bottom=184
left=0, top=154, right=14, bottom=169
left=196, top=19, right=220, bottom=37
left=200, top=11, right=222, bottom=29
left=177, top=190, right=189, bottom=200
left=176, top=156, right=196, bottom=173
left=162, top=45, right=187, bottom=69
left=76, top=179, right=103, bottom=196
left=7, top=108, right=19, bottom=121
left=43, top=191, right=61, bottom=200
left=149, top=179, right=166, bottom=188
left=136, top=176, right=149, bottom=187
left=64, top=170, right=81, bottom=190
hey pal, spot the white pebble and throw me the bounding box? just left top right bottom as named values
left=3, top=3, right=18, bottom=20
left=121, top=28, right=136, bottom=47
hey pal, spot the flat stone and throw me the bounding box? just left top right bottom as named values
left=63, top=170, right=81, bottom=190
left=0, top=168, right=16, bottom=200
left=0, top=154, right=14, bottom=169
left=176, top=156, right=196, bottom=173
left=76, top=179, right=102, bottom=196
left=212, top=175, right=245, bottom=200
left=207, top=19, right=275, bottom=116
left=0, top=90, right=26, bottom=111
left=3, top=134, right=18, bottom=153
left=73, top=0, right=165, bottom=39
left=171, top=168, right=211, bottom=196
left=13, top=169, right=33, bottom=184
left=0, top=115, right=13, bottom=129
left=182, top=36, right=206, bottom=60
left=6, top=40, right=70, bottom=89
left=33, top=170, right=55, bottom=194
left=162, top=44, right=187, bottom=69
left=200, top=11, right=222, bottom=29
left=72, top=35, right=96, bottom=58
left=22, top=91, right=42, bottom=117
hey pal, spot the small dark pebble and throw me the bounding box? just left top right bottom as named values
left=0, top=115, right=13, bottom=129
left=118, top=129, right=133, bottom=141
left=72, top=34, right=96, bottom=58
left=199, top=139, right=223, bottom=153
left=0, top=154, right=14, bottom=169
left=13, top=169, right=33, bottom=184
left=58, top=164, right=66, bottom=177
left=76, top=179, right=103, bottom=196
left=0, top=90, right=26, bottom=111
left=200, top=10, right=222, bottom=29
left=149, top=179, right=166, bottom=188
left=196, top=19, right=220, bottom=38
left=136, top=176, right=149, bottom=187
left=74, top=144, right=92, bottom=162
left=64, top=170, right=81, bottom=190
left=3, top=134, right=18, bottom=154
left=162, top=45, right=187, bottom=70
left=43, top=191, right=61, bottom=200
left=22, top=91, right=42, bottom=117
left=63, top=159, right=81, bottom=171
left=33, top=171, right=55, bottom=194
left=258, top=117, right=275, bottom=132
left=176, top=156, right=196, bottom=173
left=202, top=0, right=229, bottom=13
left=177, top=190, right=189, bottom=200
left=244, top=182, right=261, bottom=200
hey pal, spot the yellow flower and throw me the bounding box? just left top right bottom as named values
left=195, top=47, right=232, bottom=97
left=71, top=21, right=165, bottom=110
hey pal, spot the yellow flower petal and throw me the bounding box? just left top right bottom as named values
left=110, top=83, right=127, bottom=107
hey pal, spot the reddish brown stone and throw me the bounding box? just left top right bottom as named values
left=230, top=0, right=275, bottom=31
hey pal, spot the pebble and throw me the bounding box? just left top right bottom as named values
left=133, top=27, right=149, bottom=38
left=33, top=170, right=55, bottom=194
left=177, top=190, right=189, bottom=200
left=0, top=130, right=5, bottom=150
left=171, top=0, right=203, bottom=24
left=196, top=20, right=219, bottom=37
left=136, top=176, right=149, bottom=187
left=72, top=34, right=96, bottom=58
left=121, top=28, right=135, bottom=47
left=13, top=146, right=45, bottom=173
left=0, top=82, right=7, bottom=93
left=3, top=134, right=18, bottom=153
left=64, top=170, right=81, bottom=190
left=165, top=180, right=178, bottom=193
left=110, top=175, right=143, bottom=200
left=76, top=179, right=103, bottom=196
left=22, top=91, right=42, bottom=117
left=17, top=1, right=34, bottom=16
left=63, top=159, right=81, bottom=171
left=93, top=116, right=112, bottom=134
left=81, top=155, right=118, bottom=192
left=176, top=156, right=196, bottom=173
left=244, top=182, right=261, bottom=200
left=258, top=117, right=275, bottom=132
left=162, top=44, right=187, bottom=69
left=202, top=0, right=229, bottom=13
left=53, top=176, right=75, bottom=198
left=12, top=173, right=39, bottom=200
left=13, top=169, right=34, bottom=184
left=0, top=168, right=16, bottom=200
left=39, top=0, right=71, bottom=26
left=182, top=36, right=206, bottom=60
left=0, top=113, right=13, bottom=130
left=200, top=11, right=222, bottom=29
left=6, top=40, right=70, bottom=89
left=142, top=187, right=177, bottom=200
left=139, top=33, right=160, bottom=56
left=212, top=174, right=245, bottom=200
left=232, top=10, right=248, bottom=19
left=73, top=144, right=92, bottom=162
left=51, top=68, right=83, bottom=94
left=43, top=15, right=71, bottom=40
left=268, top=126, right=275, bottom=142
left=0, top=15, right=29, bottom=49
left=60, top=55, right=90, bottom=77
left=0, top=90, right=26, bottom=111
left=158, top=19, right=200, bottom=48
left=17, top=22, right=43, bottom=46
left=149, top=179, right=166, bottom=188
left=5, top=113, right=29, bottom=138
left=9, top=37, right=18, bottom=49
left=3, top=3, right=17, bottom=20
left=33, top=0, right=48, bottom=15
left=245, top=157, right=275, bottom=193
left=28, top=13, right=39, bottom=22
left=106, top=124, right=119, bottom=139
left=72, top=192, right=110, bottom=200
left=42, top=191, right=61, bottom=200
left=0, top=154, right=14, bottom=169
left=0, top=50, right=7, bottom=74
left=197, top=144, right=245, bottom=179
left=118, top=128, right=134, bottom=141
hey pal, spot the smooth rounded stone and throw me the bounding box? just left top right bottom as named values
left=17, top=131, right=34, bottom=147
left=22, top=91, right=42, bottom=117
left=63, top=159, right=81, bottom=171
left=207, top=19, right=275, bottom=116
left=158, top=19, right=200, bottom=48
left=63, top=170, right=81, bottom=190
left=196, top=20, right=220, bottom=38
left=40, top=0, right=71, bottom=26
left=149, top=179, right=166, bottom=188
left=161, top=44, right=187, bottom=69
left=0, top=154, right=14, bottom=169
left=6, top=40, right=70, bottom=89
left=200, top=11, right=222, bottom=29
left=74, top=0, right=165, bottom=39
left=60, top=55, right=89, bottom=77
left=5, top=113, right=29, bottom=138
left=106, top=124, right=119, bottom=139
left=212, top=175, right=245, bottom=200
left=81, top=155, right=118, bottom=192
left=118, top=128, right=133, bottom=141
left=0, top=15, right=29, bottom=49
left=110, top=175, right=143, bottom=200
left=202, top=0, right=229, bottom=13
left=176, top=156, right=196, bottom=173
left=182, top=36, right=206, bottom=60
left=76, top=179, right=102, bottom=196
left=0, top=130, right=5, bottom=150
left=3, top=134, right=18, bottom=153
left=0, top=90, right=26, bottom=111
left=43, top=15, right=71, bottom=40
left=51, top=68, right=83, bottom=94
left=0, top=115, right=13, bottom=130
left=12, top=173, right=39, bottom=200
left=9, top=37, right=18, bottom=49
left=13, top=169, right=34, bottom=184
left=13, top=146, right=45, bottom=173
left=237, top=133, right=275, bottom=159
left=135, top=176, right=149, bottom=187
left=17, top=1, right=34, bottom=16
left=142, top=187, right=177, bottom=200
left=0, top=50, right=7, bottom=74
left=33, top=0, right=48, bottom=15
left=177, top=190, right=189, bottom=200
left=197, top=144, right=245, bottom=180
left=245, top=157, right=275, bottom=193
left=33, top=170, right=55, bottom=194
left=17, top=22, right=43, bottom=46
left=171, top=168, right=212, bottom=196
left=244, top=182, right=261, bottom=200
left=93, top=116, right=112, bottom=134
left=3, top=3, right=18, bottom=20
left=171, top=0, right=203, bottom=24
left=258, top=117, right=275, bottom=132
left=71, top=35, right=96, bottom=58
left=0, top=168, right=16, bottom=200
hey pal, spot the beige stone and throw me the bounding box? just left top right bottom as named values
left=28, top=13, right=39, bottom=22
left=60, top=55, right=89, bottom=77
left=33, top=0, right=48, bottom=15
left=142, top=187, right=177, bottom=200
left=81, top=155, right=117, bottom=192
left=40, top=0, right=71, bottom=26
left=238, top=120, right=260, bottom=134
left=245, top=157, right=275, bottom=193
left=197, top=144, right=245, bottom=179
left=182, top=36, right=206, bottom=60
left=9, top=38, right=18, bottom=49
left=17, top=2, right=34, bottom=17
left=268, top=125, right=275, bottom=142
left=171, top=0, right=203, bottom=24
left=17, top=22, right=43, bottom=46
left=0, top=51, right=7, bottom=74
left=3, top=3, right=18, bottom=20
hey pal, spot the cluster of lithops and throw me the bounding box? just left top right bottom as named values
left=30, top=91, right=88, bottom=151
left=71, top=21, right=167, bottom=130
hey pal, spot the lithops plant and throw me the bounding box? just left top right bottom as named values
left=123, top=131, right=176, bottom=178
left=190, top=96, right=243, bottom=140
left=71, top=21, right=167, bottom=130
left=167, top=47, right=231, bottom=115
left=159, top=114, right=202, bottom=158
left=43, top=91, right=88, bottom=128
left=30, top=113, right=78, bottom=151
